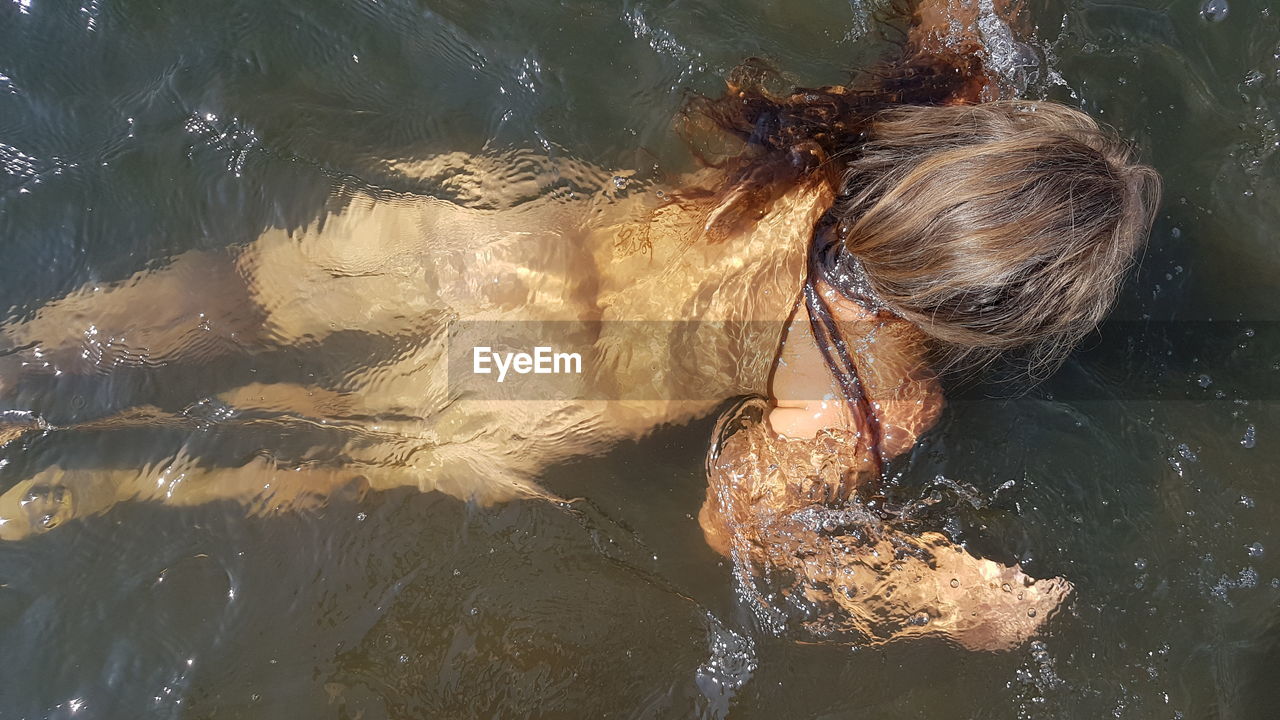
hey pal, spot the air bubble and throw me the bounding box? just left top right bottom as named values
left=1240, top=567, right=1259, bottom=588
left=1200, top=0, right=1229, bottom=22
left=950, top=578, right=960, bottom=588
left=1240, top=424, right=1256, bottom=449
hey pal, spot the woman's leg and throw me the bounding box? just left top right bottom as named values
left=0, top=250, right=261, bottom=390
left=0, top=449, right=378, bottom=541
left=0, top=369, right=571, bottom=540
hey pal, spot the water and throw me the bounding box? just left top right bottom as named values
left=1, top=0, right=1279, bottom=717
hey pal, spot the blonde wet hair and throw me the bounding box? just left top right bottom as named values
left=829, top=100, right=1162, bottom=374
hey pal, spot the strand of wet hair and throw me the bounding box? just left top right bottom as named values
left=802, top=236, right=885, bottom=475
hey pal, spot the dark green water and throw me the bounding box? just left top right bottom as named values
left=1, top=0, right=1278, bottom=717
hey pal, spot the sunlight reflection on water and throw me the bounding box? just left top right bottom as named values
left=0, top=0, right=1277, bottom=717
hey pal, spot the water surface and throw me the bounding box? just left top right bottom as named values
left=1, top=0, right=1278, bottom=717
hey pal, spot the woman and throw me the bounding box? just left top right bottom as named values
left=0, top=0, right=1158, bottom=650
left=693, top=7, right=1160, bottom=647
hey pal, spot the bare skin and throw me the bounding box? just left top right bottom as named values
left=0, top=162, right=830, bottom=536
left=766, top=282, right=942, bottom=449
left=691, top=0, right=1073, bottom=649
left=0, top=0, right=1000, bottom=516
left=0, top=0, right=1068, bottom=651
left=694, top=276, right=1072, bottom=651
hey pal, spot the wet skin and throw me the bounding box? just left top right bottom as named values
left=0, top=0, right=1068, bottom=649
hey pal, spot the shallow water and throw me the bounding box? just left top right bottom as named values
left=1, top=0, right=1279, bottom=718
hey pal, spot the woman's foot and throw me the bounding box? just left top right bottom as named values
left=0, top=411, right=46, bottom=449
left=0, top=475, right=76, bottom=541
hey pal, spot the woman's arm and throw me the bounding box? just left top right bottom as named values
left=910, top=0, right=1028, bottom=50
left=899, top=0, right=1031, bottom=104
left=699, top=407, right=1070, bottom=651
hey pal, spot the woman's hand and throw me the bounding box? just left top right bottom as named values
left=910, top=0, right=1029, bottom=51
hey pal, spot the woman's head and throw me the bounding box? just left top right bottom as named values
left=683, top=56, right=1161, bottom=376
left=829, top=100, right=1161, bottom=375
